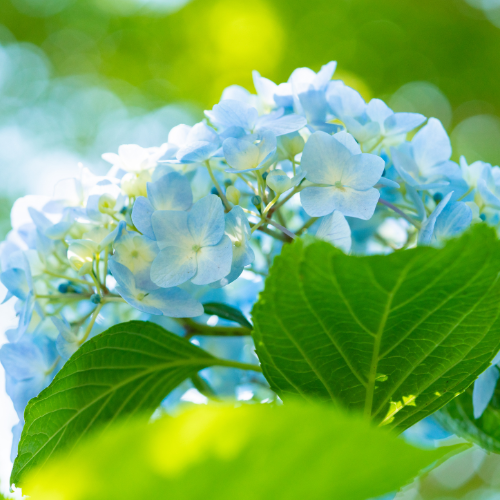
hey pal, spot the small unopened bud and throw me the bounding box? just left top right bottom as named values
left=266, top=170, right=292, bottom=194
left=433, top=192, right=443, bottom=204
left=121, top=171, right=151, bottom=197
left=211, top=187, right=220, bottom=196
left=98, top=194, right=116, bottom=215
left=251, top=195, right=262, bottom=209
left=90, top=293, right=101, bottom=304
left=226, top=186, right=240, bottom=205
left=67, top=241, right=97, bottom=276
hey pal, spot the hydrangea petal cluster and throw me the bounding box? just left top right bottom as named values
left=3, top=59, right=500, bottom=460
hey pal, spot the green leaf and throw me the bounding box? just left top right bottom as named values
left=203, top=302, right=253, bottom=329
left=23, top=402, right=462, bottom=500
left=252, top=225, right=500, bottom=431
left=11, top=320, right=259, bottom=488
left=435, top=384, right=500, bottom=454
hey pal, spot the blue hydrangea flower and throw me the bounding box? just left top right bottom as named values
left=132, top=171, right=193, bottom=240
left=112, top=224, right=160, bottom=289
left=52, top=316, right=86, bottom=360
left=0, top=335, right=60, bottom=459
left=205, top=99, right=306, bottom=137
left=391, top=118, right=466, bottom=194
left=418, top=192, right=472, bottom=245
left=162, top=122, right=222, bottom=165
left=109, top=260, right=203, bottom=317
left=0, top=251, right=36, bottom=342
left=289, top=61, right=338, bottom=131
left=223, top=130, right=277, bottom=173
left=150, top=194, right=232, bottom=287
left=460, top=156, right=500, bottom=212
left=315, top=210, right=352, bottom=253
left=300, top=131, right=384, bottom=218
left=327, top=82, right=425, bottom=149
left=211, top=206, right=255, bottom=287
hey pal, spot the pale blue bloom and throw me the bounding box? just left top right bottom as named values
left=102, top=144, right=165, bottom=173
left=0, top=251, right=36, bottom=342
left=460, top=156, right=500, bottom=212
left=315, top=210, right=352, bottom=253
left=391, top=118, right=465, bottom=194
left=112, top=224, right=159, bottom=289
left=473, top=350, right=500, bottom=419
left=289, top=61, right=338, bottom=131
left=109, top=260, right=203, bottom=318
left=132, top=171, right=193, bottom=240
left=327, top=82, right=425, bottom=148
left=205, top=99, right=306, bottom=137
left=0, top=335, right=60, bottom=460
left=300, top=131, right=384, bottom=218
left=418, top=192, right=472, bottom=245
left=433, top=201, right=472, bottom=244
left=252, top=70, right=293, bottom=109
left=162, top=122, right=222, bottom=165
left=150, top=194, right=232, bottom=287
left=223, top=130, right=277, bottom=173
left=52, top=316, right=85, bottom=360
left=211, top=206, right=255, bottom=287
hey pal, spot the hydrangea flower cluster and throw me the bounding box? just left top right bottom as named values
left=2, top=60, right=499, bottom=460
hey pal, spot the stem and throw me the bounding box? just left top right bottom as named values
left=36, top=293, right=89, bottom=300
left=46, top=271, right=93, bottom=287
left=251, top=219, right=266, bottom=234
left=89, top=271, right=102, bottom=294
left=79, top=303, right=103, bottom=345
left=205, top=161, right=231, bottom=211
left=258, top=226, right=289, bottom=242
left=237, top=174, right=259, bottom=195
left=214, top=358, right=262, bottom=373
left=191, top=373, right=221, bottom=402
left=378, top=199, right=421, bottom=229
left=269, top=186, right=301, bottom=214
left=102, top=296, right=126, bottom=303
left=265, top=219, right=297, bottom=240
left=262, top=194, right=280, bottom=216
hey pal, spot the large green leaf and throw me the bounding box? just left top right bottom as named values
left=24, top=402, right=463, bottom=500
left=435, top=385, right=500, bottom=454
left=252, top=225, right=500, bottom=431
left=11, top=320, right=259, bottom=487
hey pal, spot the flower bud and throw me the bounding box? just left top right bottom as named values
left=98, top=194, right=117, bottom=215
left=226, top=186, right=240, bottom=205
left=67, top=241, right=97, bottom=276
left=266, top=170, right=292, bottom=194
left=121, top=170, right=151, bottom=197
left=251, top=195, right=262, bottom=209
left=90, top=293, right=101, bottom=304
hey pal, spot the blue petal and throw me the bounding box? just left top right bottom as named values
left=418, top=192, right=453, bottom=245
left=433, top=202, right=472, bottom=242
left=205, top=99, right=258, bottom=132
left=150, top=247, right=197, bottom=288
left=152, top=210, right=192, bottom=249
left=191, top=235, right=233, bottom=285
left=147, top=171, right=193, bottom=211
left=188, top=195, right=225, bottom=247
left=256, top=112, right=307, bottom=136
left=384, top=112, right=426, bottom=136
left=412, top=118, right=451, bottom=170
left=473, top=366, right=500, bottom=419
left=176, top=141, right=221, bottom=163
left=144, top=288, right=203, bottom=317
left=132, top=197, right=155, bottom=239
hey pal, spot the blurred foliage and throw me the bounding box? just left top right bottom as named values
left=23, top=402, right=460, bottom=500
left=2, top=0, right=500, bottom=114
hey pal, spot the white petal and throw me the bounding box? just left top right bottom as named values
left=412, top=118, right=451, bottom=171
left=147, top=172, right=193, bottom=211
left=223, top=137, right=260, bottom=171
